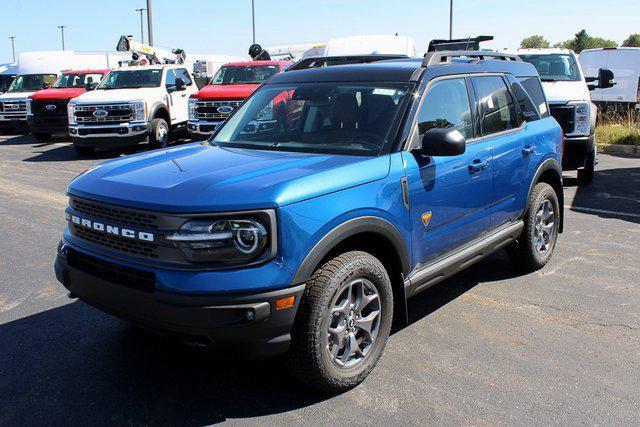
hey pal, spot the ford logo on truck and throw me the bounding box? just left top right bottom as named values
left=45, top=104, right=57, bottom=110
left=217, top=105, right=234, bottom=114
left=69, top=214, right=154, bottom=242
left=93, top=109, right=108, bottom=118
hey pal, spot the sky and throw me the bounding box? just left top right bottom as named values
left=2, top=0, right=638, bottom=63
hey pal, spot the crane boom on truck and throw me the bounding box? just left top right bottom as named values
left=116, top=35, right=185, bottom=65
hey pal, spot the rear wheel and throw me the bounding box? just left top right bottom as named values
left=577, top=148, right=595, bottom=185
left=507, top=182, right=560, bottom=271
left=285, top=251, right=393, bottom=392
left=32, top=132, right=52, bottom=142
left=73, top=144, right=95, bottom=156
left=149, top=118, right=170, bottom=149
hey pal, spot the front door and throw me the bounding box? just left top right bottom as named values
left=165, top=68, right=190, bottom=124
left=403, top=76, right=493, bottom=270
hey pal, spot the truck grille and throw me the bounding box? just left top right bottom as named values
left=71, top=197, right=159, bottom=229
left=549, top=105, right=575, bottom=134
left=31, top=99, right=69, bottom=116
left=195, top=100, right=243, bottom=120
left=74, top=103, right=132, bottom=124
left=0, top=100, right=27, bottom=118
left=73, top=227, right=159, bottom=258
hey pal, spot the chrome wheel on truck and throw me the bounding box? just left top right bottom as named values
left=286, top=251, right=393, bottom=392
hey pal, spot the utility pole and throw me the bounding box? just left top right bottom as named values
left=9, top=36, right=15, bottom=62
left=449, top=0, right=453, bottom=39
left=58, top=25, right=66, bottom=50
left=135, top=8, right=146, bottom=43
left=251, top=0, right=256, bottom=44
left=146, top=0, right=154, bottom=46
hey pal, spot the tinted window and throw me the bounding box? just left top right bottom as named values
left=518, top=76, right=549, bottom=118
left=165, top=69, right=177, bottom=87
left=416, top=78, right=473, bottom=139
left=474, top=76, right=518, bottom=135
left=176, top=68, right=193, bottom=85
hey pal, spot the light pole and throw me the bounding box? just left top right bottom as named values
left=9, top=36, right=15, bottom=62
left=146, top=0, right=154, bottom=46
left=135, top=8, right=146, bottom=43
left=449, top=0, right=453, bottom=39
left=251, top=0, right=256, bottom=44
left=58, top=25, right=66, bottom=50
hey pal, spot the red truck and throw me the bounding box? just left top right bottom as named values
left=187, top=60, right=292, bottom=139
left=26, top=69, right=110, bottom=141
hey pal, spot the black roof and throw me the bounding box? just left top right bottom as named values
left=269, top=57, right=539, bottom=85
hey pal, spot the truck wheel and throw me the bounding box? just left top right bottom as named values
left=73, top=144, right=95, bottom=156
left=577, top=149, right=595, bottom=185
left=507, top=182, right=560, bottom=271
left=285, top=251, right=393, bottom=392
left=32, top=132, right=52, bottom=142
left=149, top=118, right=169, bottom=149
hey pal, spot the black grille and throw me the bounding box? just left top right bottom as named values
left=550, top=105, right=575, bottom=134
left=73, top=226, right=159, bottom=258
left=31, top=100, right=69, bottom=116
left=67, top=248, right=156, bottom=292
left=71, top=198, right=159, bottom=229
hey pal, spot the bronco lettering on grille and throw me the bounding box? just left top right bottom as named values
left=70, top=214, right=154, bottom=242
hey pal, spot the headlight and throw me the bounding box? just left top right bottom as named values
left=67, top=102, right=76, bottom=125
left=129, top=100, right=146, bottom=122
left=166, top=215, right=274, bottom=264
left=570, top=101, right=590, bottom=136
left=256, top=100, right=274, bottom=121
left=189, top=97, right=198, bottom=121
left=25, top=99, right=32, bottom=116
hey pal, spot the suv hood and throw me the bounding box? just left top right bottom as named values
left=68, top=143, right=391, bottom=212
left=73, top=87, right=161, bottom=104
left=30, top=87, right=85, bottom=101
left=194, top=84, right=259, bottom=100
left=541, top=80, right=590, bottom=103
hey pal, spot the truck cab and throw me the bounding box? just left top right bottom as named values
left=68, top=65, right=198, bottom=155
left=503, top=48, right=614, bottom=184
left=187, top=61, right=291, bottom=139
left=26, top=69, right=110, bottom=141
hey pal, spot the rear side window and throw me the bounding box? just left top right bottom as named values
left=473, top=76, right=518, bottom=136
left=518, top=76, right=549, bottom=118
left=416, top=78, right=474, bottom=139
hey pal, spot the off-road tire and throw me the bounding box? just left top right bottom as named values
left=285, top=251, right=393, bottom=393
left=148, top=118, right=169, bottom=149
left=508, top=182, right=560, bottom=271
left=73, top=144, right=95, bottom=156
left=32, top=132, right=52, bottom=142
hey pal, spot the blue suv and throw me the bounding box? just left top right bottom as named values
left=55, top=51, right=564, bottom=392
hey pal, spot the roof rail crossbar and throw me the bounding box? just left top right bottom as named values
left=422, top=51, right=521, bottom=67
left=287, top=54, right=408, bottom=71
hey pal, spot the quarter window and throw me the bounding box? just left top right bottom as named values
left=518, top=76, right=549, bottom=118
left=416, top=78, right=473, bottom=140
left=473, top=76, right=518, bottom=136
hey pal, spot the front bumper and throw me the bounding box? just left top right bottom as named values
left=0, top=114, right=27, bottom=129
left=69, top=123, right=149, bottom=148
left=562, top=134, right=595, bottom=171
left=27, top=115, right=68, bottom=134
left=54, top=241, right=304, bottom=358
left=188, top=120, right=222, bottom=137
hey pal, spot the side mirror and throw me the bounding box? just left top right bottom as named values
left=175, top=77, right=186, bottom=91
left=417, top=128, right=466, bottom=156
left=587, top=68, right=615, bottom=90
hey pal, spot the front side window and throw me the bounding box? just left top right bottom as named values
left=8, top=74, right=56, bottom=92
left=519, top=54, right=581, bottom=82
left=176, top=69, right=193, bottom=85
left=214, top=82, right=411, bottom=156
left=416, top=78, right=473, bottom=139
left=473, top=76, right=518, bottom=135
left=211, top=65, right=278, bottom=85
left=97, top=69, right=162, bottom=89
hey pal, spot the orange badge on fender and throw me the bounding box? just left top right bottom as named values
left=421, top=212, right=432, bottom=227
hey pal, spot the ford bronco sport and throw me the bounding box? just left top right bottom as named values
left=55, top=51, right=563, bottom=392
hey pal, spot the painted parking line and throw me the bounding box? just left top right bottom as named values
left=565, top=205, right=640, bottom=219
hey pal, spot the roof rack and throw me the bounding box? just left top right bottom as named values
left=422, top=51, right=522, bottom=67
left=287, top=54, right=408, bottom=71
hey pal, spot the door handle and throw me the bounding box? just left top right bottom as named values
left=522, top=145, right=535, bottom=157
left=468, top=158, right=487, bottom=174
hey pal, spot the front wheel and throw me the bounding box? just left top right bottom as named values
left=285, top=251, right=393, bottom=392
left=508, top=182, right=560, bottom=271
left=148, top=118, right=170, bottom=149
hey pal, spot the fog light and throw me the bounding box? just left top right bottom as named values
left=244, top=310, right=255, bottom=321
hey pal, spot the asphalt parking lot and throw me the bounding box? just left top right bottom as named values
left=0, top=134, right=638, bottom=425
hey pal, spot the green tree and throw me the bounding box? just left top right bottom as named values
left=622, top=34, right=640, bottom=47
left=520, top=35, right=551, bottom=49
left=558, top=30, right=617, bottom=53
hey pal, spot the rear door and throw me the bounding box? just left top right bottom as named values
left=403, top=76, right=494, bottom=268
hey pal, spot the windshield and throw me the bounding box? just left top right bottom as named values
left=0, top=75, right=15, bottom=92
left=52, top=73, right=103, bottom=88
left=214, top=82, right=411, bottom=156
left=211, top=65, right=278, bottom=85
left=7, top=74, right=57, bottom=92
left=519, top=54, right=581, bottom=82
left=97, top=69, right=162, bottom=89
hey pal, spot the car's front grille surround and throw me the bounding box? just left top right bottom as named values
left=74, top=103, right=132, bottom=124
left=549, top=105, right=575, bottom=134
left=31, top=100, right=69, bottom=116
left=195, top=100, right=243, bottom=120
left=71, top=198, right=159, bottom=229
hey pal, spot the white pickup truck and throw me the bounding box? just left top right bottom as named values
left=68, top=64, right=198, bottom=155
